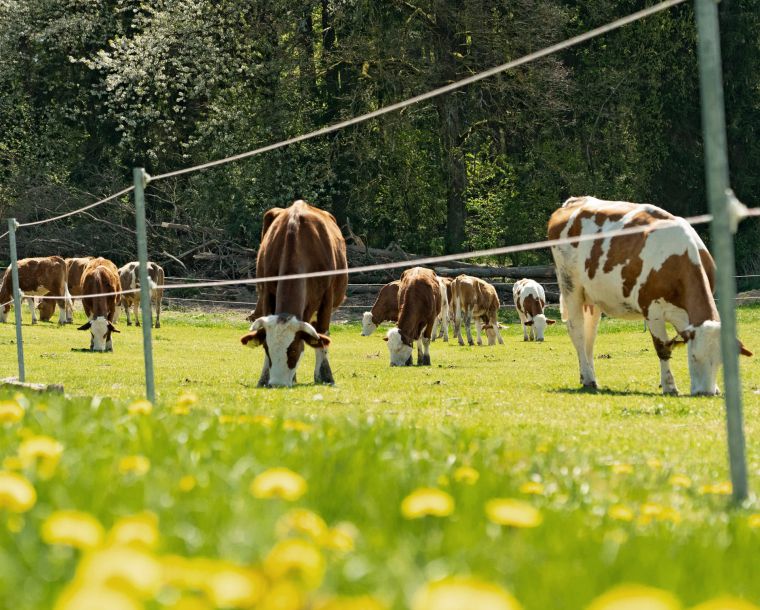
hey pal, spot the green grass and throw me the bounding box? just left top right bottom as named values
left=1, top=306, right=759, bottom=609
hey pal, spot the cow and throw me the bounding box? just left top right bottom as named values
left=361, top=280, right=400, bottom=336
left=117, top=261, right=165, bottom=328
left=548, top=195, right=752, bottom=396
left=0, top=256, right=71, bottom=325
left=451, top=275, right=504, bottom=346
left=240, top=200, right=348, bottom=387
left=513, top=278, right=556, bottom=342
left=38, top=256, right=93, bottom=323
left=431, top=276, right=451, bottom=342
left=77, top=257, right=121, bottom=352
left=384, top=267, right=441, bottom=366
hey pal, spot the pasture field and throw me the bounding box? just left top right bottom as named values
left=1, top=306, right=760, bottom=610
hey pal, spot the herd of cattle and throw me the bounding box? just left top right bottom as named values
left=0, top=256, right=164, bottom=351
left=1, top=196, right=753, bottom=395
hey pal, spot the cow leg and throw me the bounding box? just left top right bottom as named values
left=27, top=298, right=38, bottom=325
left=474, top=316, right=483, bottom=346
left=582, top=305, right=602, bottom=377
left=520, top=313, right=529, bottom=341
left=313, top=300, right=335, bottom=384
left=494, top=315, right=504, bottom=345
left=56, top=297, right=67, bottom=325
left=439, top=301, right=449, bottom=341
left=134, top=299, right=141, bottom=327
left=420, top=336, right=431, bottom=366
left=565, top=298, right=596, bottom=388
left=647, top=318, right=679, bottom=395
left=465, top=310, right=475, bottom=346
left=431, top=317, right=439, bottom=342
left=454, top=300, right=465, bottom=346
left=154, top=295, right=161, bottom=328
left=257, top=359, right=271, bottom=387
left=123, top=299, right=132, bottom=326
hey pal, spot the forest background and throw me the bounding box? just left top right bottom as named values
left=0, top=0, right=758, bottom=277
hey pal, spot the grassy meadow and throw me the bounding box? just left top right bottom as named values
left=1, top=305, right=760, bottom=610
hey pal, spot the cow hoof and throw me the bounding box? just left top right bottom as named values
left=155, top=322, right=161, bottom=328
left=419, top=355, right=431, bottom=366
left=581, top=381, right=598, bottom=391
left=468, top=341, right=475, bottom=347
left=127, top=321, right=132, bottom=326
left=523, top=337, right=529, bottom=342
left=316, top=361, right=335, bottom=385
left=662, top=388, right=679, bottom=396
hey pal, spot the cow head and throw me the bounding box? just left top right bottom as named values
left=0, top=303, right=9, bottom=322
left=78, top=316, right=120, bottom=352
left=240, top=313, right=330, bottom=387
left=384, top=328, right=413, bottom=366
left=684, top=320, right=753, bottom=396
left=361, top=312, right=377, bottom=336
left=524, top=314, right=556, bottom=341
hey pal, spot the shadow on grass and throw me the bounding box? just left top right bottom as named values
left=549, top=386, right=666, bottom=398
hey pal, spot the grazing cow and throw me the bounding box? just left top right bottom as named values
left=385, top=267, right=441, bottom=366
left=548, top=195, right=752, bottom=395
left=240, top=200, right=348, bottom=387
left=0, top=256, right=71, bottom=325
left=431, top=276, right=451, bottom=342
left=513, top=278, right=556, bottom=342
left=38, top=256, right=93, bottom=323
left=361, top=280, right=400, bottom=336
left=451, top=275, right=504, bottom=346
left=78, top=257, right=121, bottom=352
left=118, top=261, right=165, bottom=328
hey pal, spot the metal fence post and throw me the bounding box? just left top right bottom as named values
left=7, top=219, right=25, bottom=383
left=695, top=0, right=748, bottom=502
left=133, top=168, right=156, bottom=403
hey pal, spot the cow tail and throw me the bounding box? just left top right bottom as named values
left=559, top=293, right=569, bottom=322
left=64, top=282, right=73, bottom=309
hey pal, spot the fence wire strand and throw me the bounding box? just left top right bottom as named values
left=16, top=186, right=135, bottom=229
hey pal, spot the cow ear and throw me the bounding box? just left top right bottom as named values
left=298, top=331, right=331, bottom=349
left=525, top=320, right=534, bottom=326
left=108, top=322, right=121, bottom=334
left=546, top=319, right=557, bottom=325
left=241, top=329, right=265, bottom=347
left=739, top=340, right=753, bottom=357
left=78, top=321, right=91, bottom=331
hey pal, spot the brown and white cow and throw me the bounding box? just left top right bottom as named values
left=38, top=256, right=93, bottom=323
left=77, top=257, right=121, bottom=352
left=361, top=280, right=401, bottom=336
left=513, top=278, right=556, bottom=342
left=240, top=200, right=348, bottom=387
left=118, top=261, right=165, bottom=328
left=451, top=275, right=504, bottom=346
left=548, top=195, right=752, bottom=396
left=0, top=256, right=71, bottom=325
left=384, top=267, right=441, bottom=366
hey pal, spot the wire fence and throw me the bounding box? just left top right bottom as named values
left=0, top=0, right=753, bottom=500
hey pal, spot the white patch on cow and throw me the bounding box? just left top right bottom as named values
left=89, top=317, right=111, bottom=352
left=435, top=278, right=449, bottom=342
left=361, top=312, right=377, bottom=336
left=532, top=314, right=549, bottom=342
left=386, top=328, right=412, bottom=366
left=687, top=320, right=722, bottom=396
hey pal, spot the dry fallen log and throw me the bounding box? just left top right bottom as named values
left=1, top=378, right=64, bottom=394
left=434, top=265, right=556, bottom=279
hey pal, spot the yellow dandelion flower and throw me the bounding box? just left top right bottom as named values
left=3, top=456, right=23, bottom=470
left=162, top=555, right=215, bottom=591
left=658, top=507, right=682, bottom=525
left=0, top=400, right=24, bottom=424
left=586, top=584, right=681, bottom=610
left=251, top=415, right=274, bottom=428
left=641, top=503, right=665, bottom=518
left=519, top=481, right=545, bottom=496
left=164, top=595, right=212, bottom=610
left=453, top=466, right=480, bottom=485
left=35, top=402, right=48, bottom=412
left=175, top=391, right=198, bottom=409
left=611, top=463, right=634, bottom=475
left=264, top=538, right=325, bottom=590
left=747, top=514, right=760, bottom=529
left=0, top=471, right=36, bottom=513
left=203, top=562, right=267, bottom=608
left=485, top=499, right=542, bottom=528
left=257, top=580, right=304, bottom=610
left=53, top=583, right=142, bottom=610
left=276, top=508, right=328, bottom=541
left=412, top=576, right=523, bottom=610
left=698, top=482, right=732, bottom=496
left=320, top=522, right=358, bottom=553
left=668, top=474, right=692, bottom=488
left=401, top=488, right=454, bottom=519
left=250, top=468, right=307, bottom=501
left=18, top=435, right=63, bottom=479
left=690, top=596, right=760, bottom=610
left=647, top=458, right=663, bottom=470
left=127, top=399, right=152, bottom=416
left=118, top=455, right=150, bottom=476
left=108, top=512, right=159, bottom=549
left=178, top=475, right=197, bottom=492
left=77, top=544, right=162, bottom=599
left=316, top=595, right=389, bottom=610
left=218, top=415, right=235, bottom=424
left=437, top=474, right=451, bottom=487
left=41, top=510, right=104, bottom=550
left=608, top=505, right=634, bottom=522
left=283, top=419, right=313, bottom=432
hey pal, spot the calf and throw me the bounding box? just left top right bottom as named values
left=451, top=275, right=504, bottom=346
left=548, top=195, right=752, bottom=395
left=513, top=278, right=555, bottom=341
left=361, top=281, right=400, bottom=336
left=38, top=256, right=92, bottom=323
left=118, top=261, right=165, bottom=328
left=240, top=200, right=347, bottom=387
left=385, top=267, right=441, bottom=366
left=0, top=256, right=71, bottom=325
left=78, top=257, right=121, bottom=352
